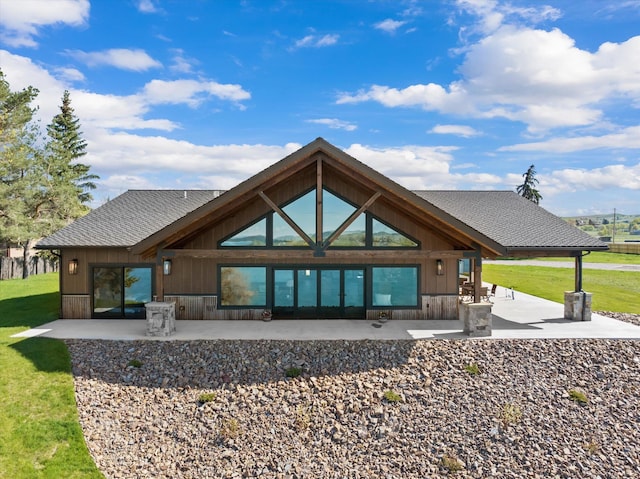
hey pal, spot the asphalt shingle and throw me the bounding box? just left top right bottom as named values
left=37, top=190, right=223, bottom=248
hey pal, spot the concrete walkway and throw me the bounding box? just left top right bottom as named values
left=13, top=285, right=640, bottom=341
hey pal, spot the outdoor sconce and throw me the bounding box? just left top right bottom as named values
left=163, top=259, right=172, bottom=276
left=436, top=259, right=444, bottom=276
left=68, top=259, right=78, bottom=275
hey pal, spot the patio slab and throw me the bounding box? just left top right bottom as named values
left=12, top=286, right=640, bottom=341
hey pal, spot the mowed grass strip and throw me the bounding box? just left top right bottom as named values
left=483, top=264, right=640, bottom=314
left=513, top=251, right=640, bottom=265
left=0, top=273, right=103, bottom=478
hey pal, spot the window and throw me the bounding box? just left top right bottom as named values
left=220, top=266, right=266, bottom=307
left=221, top=218, right=266, bottom=246
left=371, top=266, right=418, bottom=307
left=93, top=266, right=152, bottom=318
left=219, top=186, right=418, bottom=251
left=371, top=218, right=418, bottom=247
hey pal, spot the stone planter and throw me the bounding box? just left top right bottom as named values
left=145, top=302, right=176, bottom=336
left=459, top=301, right=492, bottom=337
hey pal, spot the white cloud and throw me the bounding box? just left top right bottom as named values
left=65, top=48, right=162, bottom=71
left=142, top=79, right=250, bottom=107
left=54, top=67, right=86, bottom=83
left=430, top=124, right=480, bottom=137
left=136, top=0, right=159, bottom=14
left=337, top=24, right=640, bottom=134
left=374, top=19, right=407, bottom=34
left=0, top=50, right=250, bottom=134
left=306, top=118, right=357, bottom=131
left=499, top=126, right=640, bottom=153
left=0, top=0, right=89, bottom=47
left=169, top=49, right=198, bottom=74
left=293, top=34, right=339, bottom=49
left=541, top=163, right=640, bottom=195
left=344, top=144, right=459, bottom=189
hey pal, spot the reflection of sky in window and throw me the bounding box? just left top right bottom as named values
left=222, top=218, right=266, bottom=246
left=282, top=190, right=315, bottom=237
left=323, top=190, right=356, bottom=237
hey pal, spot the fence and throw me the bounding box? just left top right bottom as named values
left=608, top=243, right=640, bottom=255
left=0, top=256, right=59, bottom=280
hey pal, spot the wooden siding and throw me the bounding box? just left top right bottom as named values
left=62, top=294, right=91, bottom=319
left=424, top=295, right=459, bottom=320
left=164, top=295, right=217, bottom=320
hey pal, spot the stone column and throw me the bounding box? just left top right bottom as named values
left=145, top=301, right=176, bottom=336
left=564, top=291, right=592, bottom=321
left=459, top=301, right=492, bottom=337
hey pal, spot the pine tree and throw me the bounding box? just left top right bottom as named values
left=516, top=164, right=542, bottom=205
left=43, top=90, right=98, bottom=228
left=0, top=70, right=44, bottom=276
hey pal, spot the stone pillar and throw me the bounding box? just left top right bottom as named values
left=564, top=291, right=592, bottom=321
left=145, top=301, right=176, bottom=336
left=460, top=302, right=492, bottom=337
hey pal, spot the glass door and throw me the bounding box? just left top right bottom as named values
left=93, top=266, right=152, bottom=318
left=272, top=267, right=365, bottom=319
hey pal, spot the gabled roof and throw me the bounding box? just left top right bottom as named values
left=36, top=190, right=223, bottom=248
left=415, top=191, right=606, bottom=253
left=37, top=138, right=607, bottom=256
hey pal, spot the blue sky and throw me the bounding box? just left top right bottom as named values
left=1, top=0, right=639, bottom=216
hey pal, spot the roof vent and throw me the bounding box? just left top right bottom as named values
left=184, top=191, right=187, bottom=199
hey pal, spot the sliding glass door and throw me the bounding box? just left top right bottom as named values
left=93, top=266, right=152, bottom=318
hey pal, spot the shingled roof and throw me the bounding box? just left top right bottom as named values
left=413, top=190, right=606, bottom=253
left=37, top=188, right=606, bottom=255
left=37, top=190, right=223, bottom=248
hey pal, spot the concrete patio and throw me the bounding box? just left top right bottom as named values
left=12, top=285, right=640, bottom=341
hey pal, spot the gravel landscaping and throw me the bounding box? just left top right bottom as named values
left=67, top=316, right=640, bottom=479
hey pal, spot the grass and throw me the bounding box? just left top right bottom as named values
left=513, top=251, right=640, bottom=265
left=0, top=273, right=103, bottom=478
left=483, top=264, right=640, bottom=314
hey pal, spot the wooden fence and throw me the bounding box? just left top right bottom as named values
left=0, top=256, right=59, bottom=280
left=608, top=243, right=640, bottom=255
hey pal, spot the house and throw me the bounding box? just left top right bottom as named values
left=36, top=138, right=607, bottom=321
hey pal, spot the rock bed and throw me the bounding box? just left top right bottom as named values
left=67, top=337, right=640, bottom=479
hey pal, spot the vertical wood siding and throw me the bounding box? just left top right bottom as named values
left=62, top=294, right=91, bottom=319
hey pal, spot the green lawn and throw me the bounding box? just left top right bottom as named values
left=508, top=251, right=640, bottom=264
left=0, top=273, right=103, bottom=478
left=483, top=264, right=640, bottom=314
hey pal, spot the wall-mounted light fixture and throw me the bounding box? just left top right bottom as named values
left=163, top=259, right=172, bottom=275
left=68, top=258, right=78, bottom=275
left=436, top=259, right=444, bottom=276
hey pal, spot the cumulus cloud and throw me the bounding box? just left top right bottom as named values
left=0, top=0, right=89, bottom=47
left=65, top=48, right=162, bottom=71
left=0, top=50, right=250, bottom=134
left=338, top=10, right=640, bottom=134
left=430, top=124, right=480, bottom=137
left=306, top=118, right=357, bottom=131
left=374, top=19, right=407, bottom=34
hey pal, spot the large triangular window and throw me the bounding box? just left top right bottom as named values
left=219, top=186, right=418, bottom=250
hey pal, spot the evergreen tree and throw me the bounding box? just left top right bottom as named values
left=516, top=164, right=542, bottom=205
left=1, top=74, right=99, bottom=278
left=0, top=70, right=45, bottom=276
left=43, top=90, right=98, bottom=227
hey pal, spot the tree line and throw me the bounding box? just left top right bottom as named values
left=0, top=69, right=98, bottom=278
